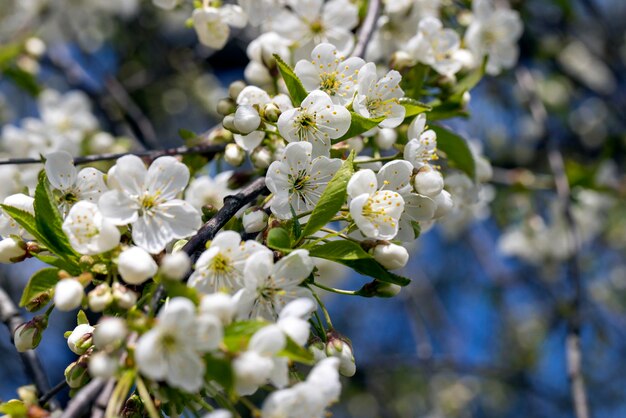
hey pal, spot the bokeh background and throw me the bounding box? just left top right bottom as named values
left=2, top=1, right=626, bottom=417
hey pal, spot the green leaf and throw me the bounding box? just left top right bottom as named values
left=400, top=63, right=429, bottom=100
left=2, top=66, right=41, bottom=96
left=427, top=101, right=469, bottom=121
left=309, top=241, right=410, bottom=286
left=204, top=354, right=235, bottom=393
left=162, top=280, right=200, bottom=305
left=223, top=320, right=267, bottom=352
left=0, top=399, right=28, bottom=418
left=398, top=98, right=431, bottom=118
left=274, top=54, right=308, bottom=106
left=178, top=128, right=197, bottom=142
left=277, top=336, right=314, bottom=365
left=335, top=112, right=384, bottom=142
left=289, top=205, right=302, bottom=242
left=77, top=310, right=89, bottom=325
left=34, top=171, right=79, bottom=262
left=267, top=227, right=292, bottom=251
left=32, top=254, right=81, bottom=275
left=301, top=152, right=355, bottom=238
left=450, top=56, right=488, bottom=100
left=0, top=205, right=38, bottom=239
left=431, top=125, right=476, bottom=179
left=19, top=267, right=59, bottom=308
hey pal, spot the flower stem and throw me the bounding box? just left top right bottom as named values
left=311, top=281, right=358, bottom=296
left=310, top=288, right=333, bottom=329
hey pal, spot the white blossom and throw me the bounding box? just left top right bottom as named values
left=403, top=114, right=437, bottom=169
left=62, top=201, right=121, bottom=255
left=353, top=63, right=405, bottom=129
left=118, top=246, right=158, bottom=285
left=188, top=230, right=269, bottom=293
left=185, top=171, right=234, bottom=211
left=405, top=17, right=462, bottom=76
left=0, top=238, right=25, bottom=263
left=236, top=249, right=314, bottom=320
left=99, top=155, right=201, bottom=254
left=160, top=252, right=191, bottom=280
left=67, top=324, right=94, bottom=355
left=413, top=166, right=444, bottom=197
left=93, top=317, right=128, bottom=349
left=266, top=142, right=342, bottom=219
left=372, top=243, right=409, bottom=270
left=465, top=0, right=523, bottom=75
left=294, top=43, right=365, bottom=105
left=277, top=90, right=350, bottom=157
left=54, top=279, right=84, bottom=311
left=193, top=5, right=247, bottom=50
left=135, top=298, right=221, bottom=392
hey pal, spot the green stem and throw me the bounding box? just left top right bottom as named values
left=135, top=376, right=161, bottom=418
left=311, top=281, right=358, bottom=296
left=310, top=288, right=333, bottom=329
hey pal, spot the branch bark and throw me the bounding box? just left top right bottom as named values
left=0, top=142, right=225, bottom=166
left=0, top=286, right=56, bottom=409
left=516, top=68, right=590, bottom=418
left=59, top=378, right=106, bottom=418
left=352, top=0, right=381, bottom=58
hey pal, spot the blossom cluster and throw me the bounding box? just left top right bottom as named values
left=0, top=0, right=524, bottom=417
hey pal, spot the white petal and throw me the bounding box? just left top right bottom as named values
left=98, top=190, right=139, bottom=225
left=377, top=160, right=413, bottom=196
left=145, top=157, right=190, bottom=200
left=347, top=169, right=377, bottom=199
left=110, top=155, right=147, bottom=197
left=135, top=330, right=168, bottom=380
left=272, top=249, right=314, bottom=288
left=249, top=324, right=286, bottom=355
left=45, top=151, right=76, bottom=191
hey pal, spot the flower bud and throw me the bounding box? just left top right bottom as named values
left=216, top=98, right=236, bottom=116
left=24, top=290, right=52, bottom=312
left=88, top=352, right=118, bottom=379
left=325, top=333, right=356, bottom=377
left=67, top=324, right=95, bottom=355
left=222, top=114, right=238, bottom=133
left=54, top=279, right=84, bottom=311
left=390, top=50, right=415, bottom=71
left=224, top=143, right=245, bottom=166
left=433, top=190, right=454, bottom=218
left=200, top=293, right=235, bottom=325
left=242, top=208, right=268, bottom=234
left=375, top=128, right=397, bottom=150
left=25, top=37, right=46, bottom=57
left=234, top=105, right=261, bottom=135
left=413, top=166, right=444, bottom=197
left=94, top=317, right=128, bottom=350
left=356, top=280, right=402, bottom=298
left=228, top=80, right=247, bottom=101
left=0, top=237, right=26, bottom=263
left=262, top=103, right=281, bottom=123
left=64, top=360, right=90, bottom=388
left=160, top=252, right=191, bottom=280
left=346, top=136, right=364, bottom=154
left=372, top=243, right=409, bottom=270
left=118, top=247, right=157, bottom=285
left=88, top=283, right=113, bottom=312
left=112, top=283, right=137, bottom=309
left=250, top=147, right=273, bottom=169
left=89, top=132, right=116, bottom=154
left=309, top=337, right=327, bottom=363
left=14, top=316, right=47, bottom=352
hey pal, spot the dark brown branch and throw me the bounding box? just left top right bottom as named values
left=352, top=0, right=381, bottom=58
left=515, top=68, right=590, bottom=418
left=0, top=143, right=226, bottom=166
left=0, top=286, right=56, bottom=408
left=59, top=378, right=106, bottom=418
left=38, top=379, right=68, bottom=406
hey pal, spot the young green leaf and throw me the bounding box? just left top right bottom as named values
left=309, top=240, right=410, bottom=286
left=301, top=152, right=355, bottom=238
left=223, top=320, right=267, bottom=352
left=431, top=125, right=477, bottom=179
left=204, top=354, right=235, bottom=393
left=335, top=112, right=384, bottom=142
left=273, top=54, right=308, bottom=106
left=32, top=254, right=81, bottom=275
left=77, top=310, right=89, bottom=325
left=290, top=205, right=302, bottom=242
left=33, top=171, right=79, bottom=261
left=277, top=335, right=314, bottom=365
left=450, top=56, right=488, bottom=100
left=19, top=267, right=59, bottom=309
left=400, top=63, right=429, bottom=100
left=0, top=205, right=39, bottom=239
left=398, top=98, right=431, bottom=118
left=267, top=227, right=292, bottom=251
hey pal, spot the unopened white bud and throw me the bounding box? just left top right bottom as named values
left=112, top=282, right=137, bottom=309
left=475, top=156, right=493, bottom=182
left=118, top=247, right=157, bottom=285
left=234, top=105, right=261, bottom=135
left=67, top=324, right=94, bottom=355
left=242, top=209, right=267, bottom=234
left=346, top=136, right=364, bottom=153
left=413, top=166, right=444, bottom=197
left=93, top=317, right=128, bottom=349
left=89, top=132, right=115, bottom=154
left=433, top=190, right=454, bottom=218
left=0, top=238, right=26, bottom=263
left=224, top=143, right=245, bottom=166
left=250, top=147, right=273, bottom=169
left=25, top=37, right=46, bottom=57
left=391, top=50, right=415, bottom=70
left=200, top=293, right=235, bottom=325
left=88, top=352, right=118, bottom=379
left=160, top=252, right=191, bottom=280
left=14, top=316, right=47, bottom=352
left=54, top=279, right=84, bottom=311
left=88, top=283, right=113, bottom=312
left=228, top=80, right=247, bottom=101
left=326, top=339, right=356, bottom=377
left=375, top=128, right=397, bottom=150
left=372, top=243, right=409, bottom=270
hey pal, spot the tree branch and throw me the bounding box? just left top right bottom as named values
left=0, top=143, right=226, bottom=166
left=516, top=67, right=590, bottom=418
left=352, top=0, right=381, bottom=58
left=0, top=286, right=56, bottom=409
left=59, top=378, right=106, bottom=418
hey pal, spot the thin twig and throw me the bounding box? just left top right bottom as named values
left=0, top=286, right=56, bottom=409
left=38, top=379, right=68, bottom=406
left=0, top=143, right=226, bottom=166
left=516, top=67, right=590, bottom=418
left=352, top=0, right=381, bottom=58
